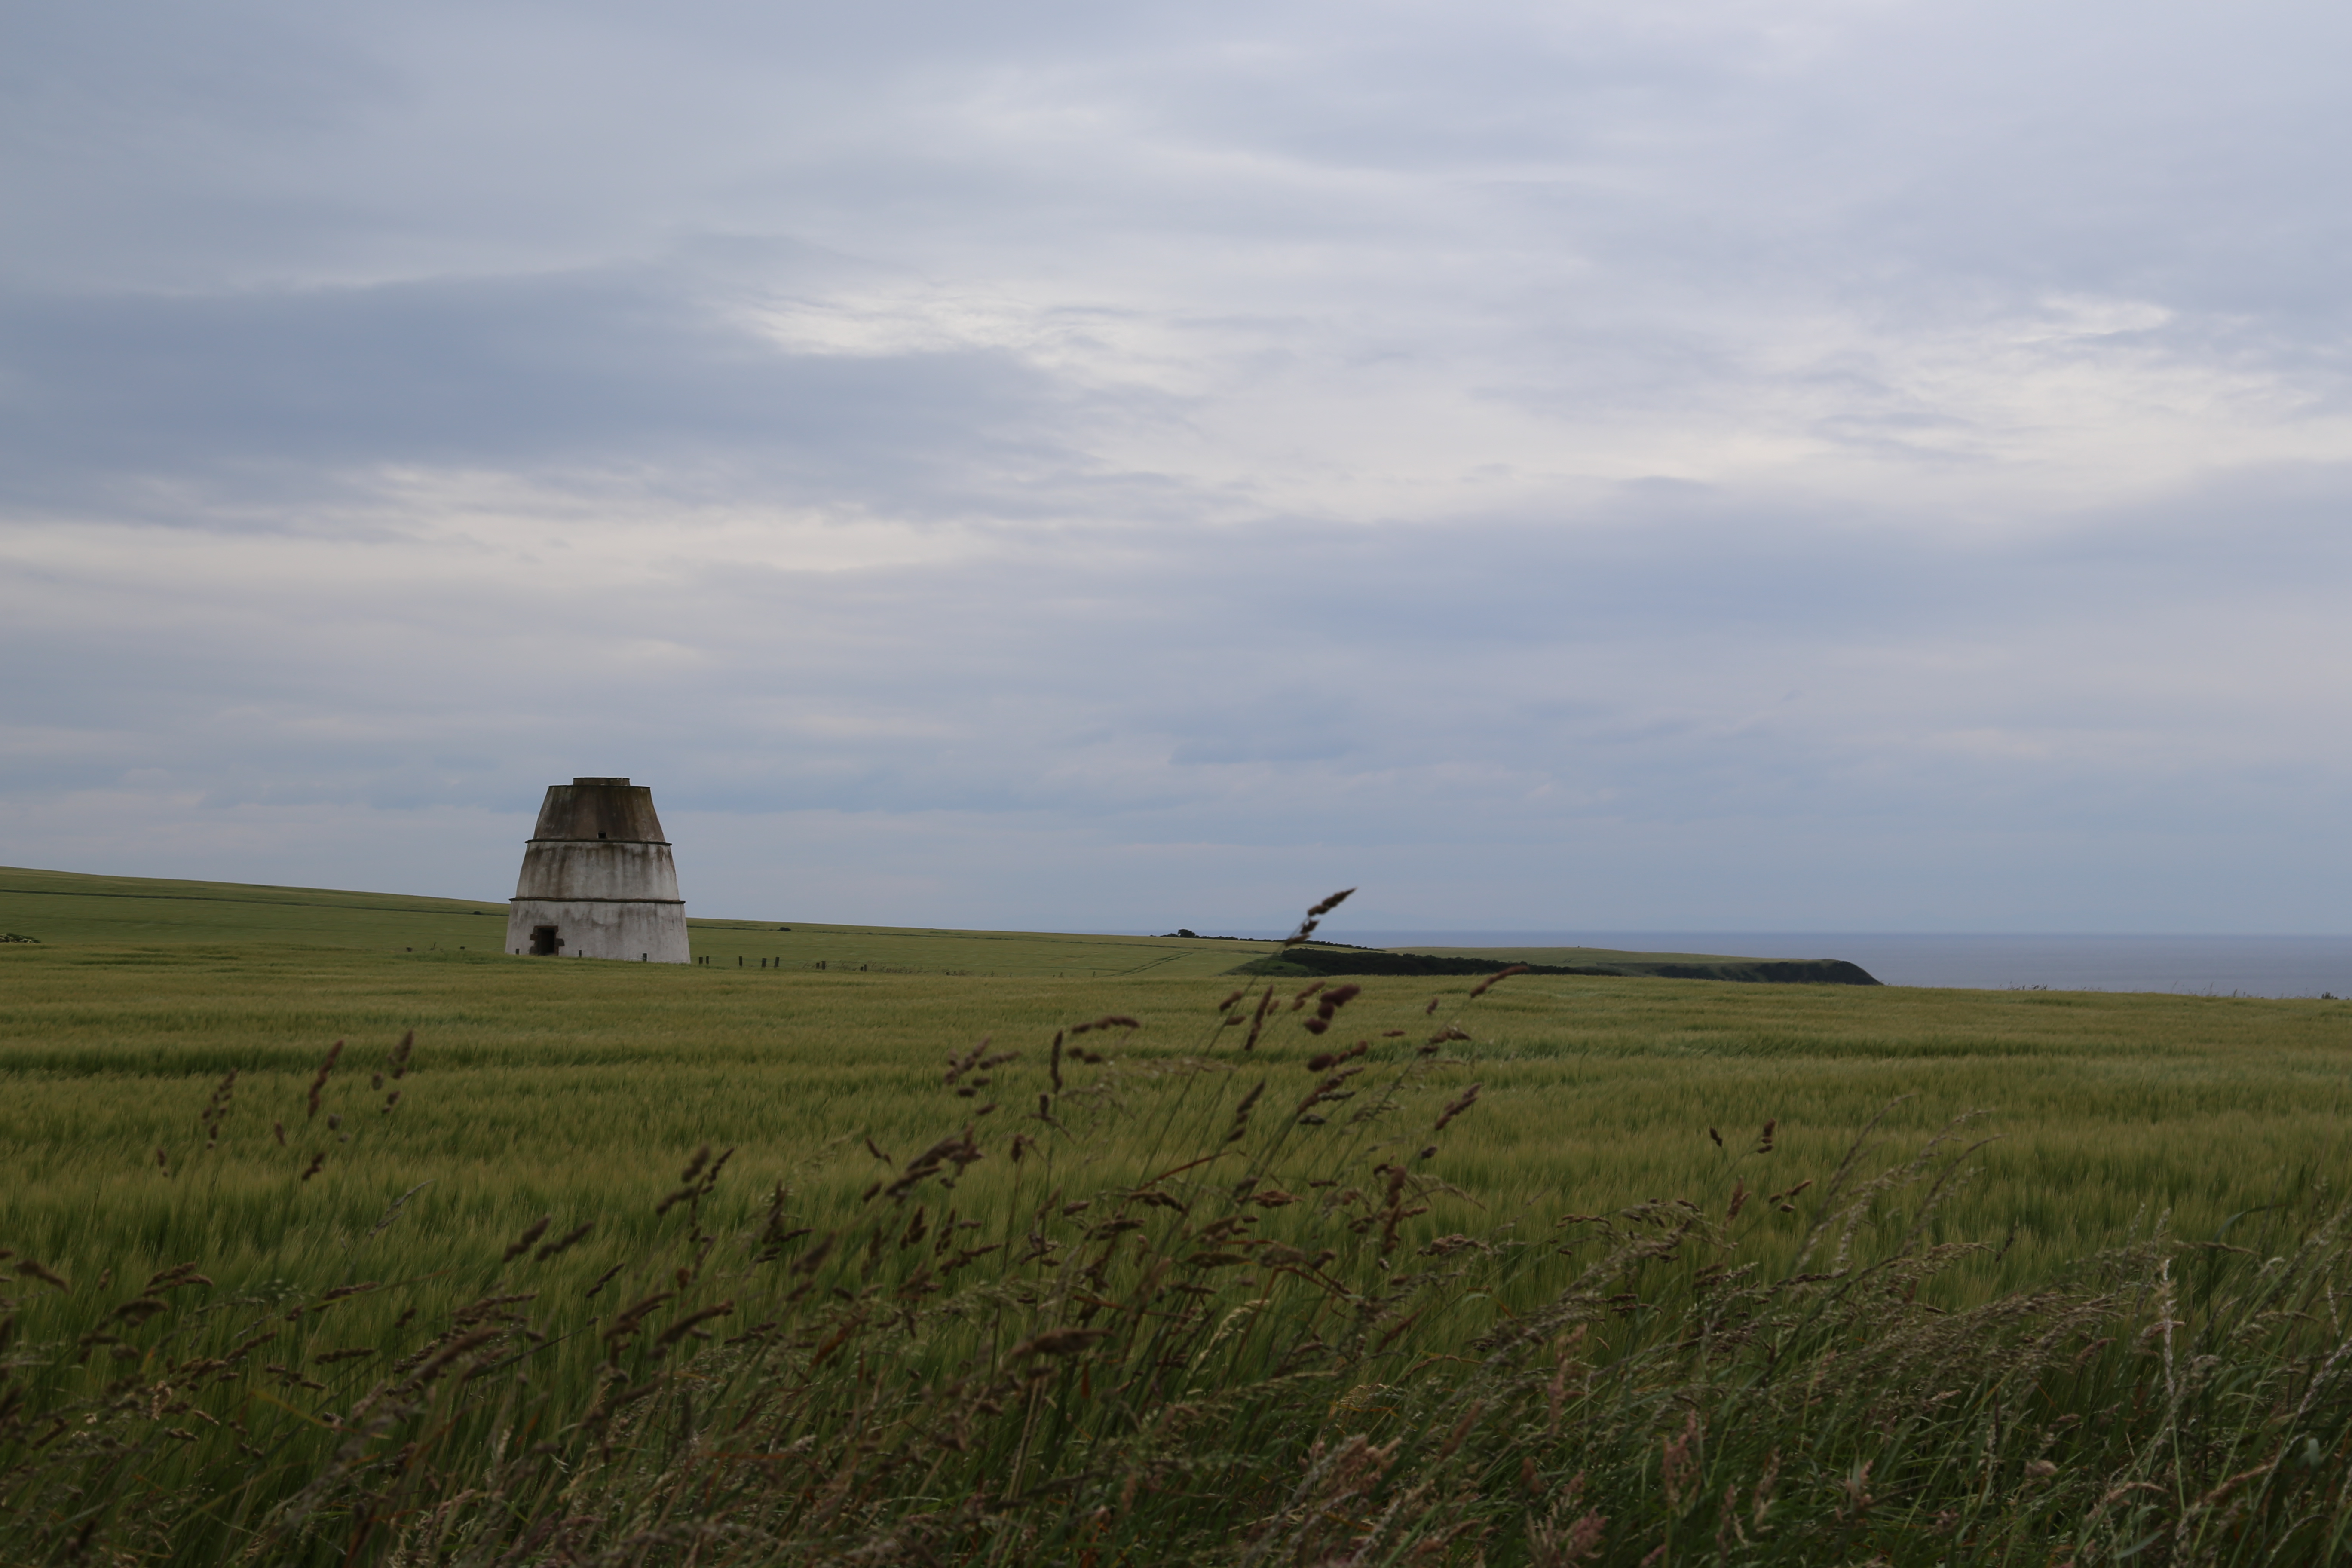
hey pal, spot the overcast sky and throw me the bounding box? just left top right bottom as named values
left=4, top=0, right=2349, bottom=934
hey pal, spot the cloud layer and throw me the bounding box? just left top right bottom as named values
left=4, top=0, right=2349, bottom=933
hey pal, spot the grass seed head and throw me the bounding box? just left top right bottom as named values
left=1468, top=965, right=1529, bottom=998
left=16, top=1258, right=70, bottom=1292
left=1010, top=1328, right=1110, bottom=1359
left=1434, top=1083, right=1482, bottom=1132
left=502, top=1216, right=553, bottom=1261
left=305, top=1039, right=343, bottom=1119
left=535, top=1222, right=595, bottom=1262
left=198, top=1069, right=236, bottom=1148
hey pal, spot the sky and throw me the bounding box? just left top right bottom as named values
left=3, top=0, right=2349, bottom=935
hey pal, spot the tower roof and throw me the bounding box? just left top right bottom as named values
left=530, top=779, right=668, bottom=843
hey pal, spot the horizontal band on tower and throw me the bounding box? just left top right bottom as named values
left=508, top=897, right=687, bottom=905
left=524, top=838, right=670, bottom=846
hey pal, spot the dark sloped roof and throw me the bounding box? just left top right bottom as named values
left=530, top=781, right=668, bottom=843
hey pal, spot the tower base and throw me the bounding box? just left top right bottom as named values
left=505, top=898, right=689, bottom=963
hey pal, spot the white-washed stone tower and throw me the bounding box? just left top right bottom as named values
left=505, top=778, right=690, bottom=962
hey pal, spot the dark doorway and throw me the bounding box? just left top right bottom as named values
left=530, top=925, right=560, bottom=956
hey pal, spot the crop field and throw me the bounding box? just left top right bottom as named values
left=6, top=868, right=2352, bottom=1563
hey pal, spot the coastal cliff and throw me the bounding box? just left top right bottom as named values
left=1231, top=946, right=1882, bottom=985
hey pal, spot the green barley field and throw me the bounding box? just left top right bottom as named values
left=6, top=864, right=2352, bottom=1564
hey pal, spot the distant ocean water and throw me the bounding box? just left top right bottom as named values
left=1310, top=932, right=2352, bottom=998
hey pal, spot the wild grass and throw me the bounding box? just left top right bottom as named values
left=5, top=900, right=2352, bottom=1561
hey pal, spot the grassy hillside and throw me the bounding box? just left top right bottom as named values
left=5, top=935, right=2352, bottom=1561
left=5, top=937, right=2348, bottom=1296
left=4, top=864, right=2344, bottom=1295
left=0, top=864, right=510, bottom=950
left=0, top=865, right=1274, bottom=978
left=8, top=870, right=2352, bottom=1560
left=1, top=865, right=1878, bottom=981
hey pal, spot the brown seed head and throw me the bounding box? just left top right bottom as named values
left=1468, top=965, right=1530, bottom=998
left=1009, top=1328, right=1111, bottom=1359
left=655, top=1300, right=736, bottom=1348
left=305, top=1040, right=343, bottom=1119
left=1433, top=1083, right=1483, bottom=1132
left=16, top=1258, right=70, bottom=1292
left=502, top=1216, right=553, bottom=1262
left=534, top=1222, right=596, bottom=1262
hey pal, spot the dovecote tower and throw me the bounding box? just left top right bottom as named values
left=505, top=778, right=689, bottom=962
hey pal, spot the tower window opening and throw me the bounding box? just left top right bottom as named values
left=530, top=925, right=560, bottom=956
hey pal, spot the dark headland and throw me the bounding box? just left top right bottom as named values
left=1230, top=943, right=1881, bottom=985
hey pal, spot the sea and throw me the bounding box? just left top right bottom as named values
left=1311, top=932, right=2352, bottom=999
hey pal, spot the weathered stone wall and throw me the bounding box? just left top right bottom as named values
left=512, top=840, right=681, bottom=902
left=504, top=896, right=691, bottom=963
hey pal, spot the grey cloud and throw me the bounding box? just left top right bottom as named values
left=13, top=486, right=2345, bottom=806
left=0, top=269, right=1096, bottom=519
left=5, top=0, right=2352, bottom=931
